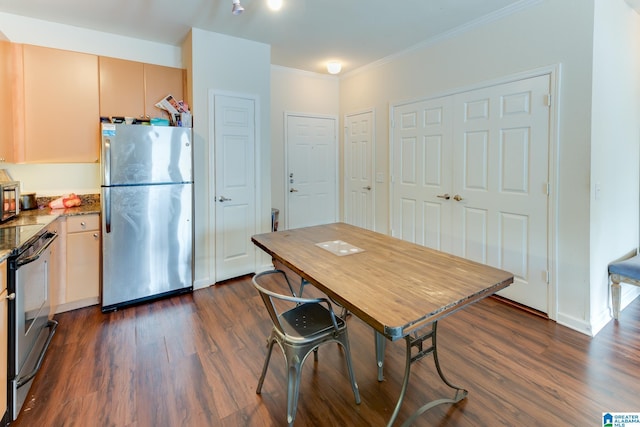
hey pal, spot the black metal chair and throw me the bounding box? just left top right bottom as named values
left=252, top=269, right=361, bottom=426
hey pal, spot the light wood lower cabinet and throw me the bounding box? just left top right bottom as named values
left=0, top=261, right=8, bottom=424
left=50, top=214, right=101, bottom=313
left=47, top=219, right=63, bottom=318
left=66, top=215, right=100, bottom=305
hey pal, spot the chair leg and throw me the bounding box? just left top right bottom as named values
left=256, top=335, right=277, bottom=394
left=338, top=332, right=361, bottom=404
left=611, top=279, right=621, bottom=320
left=286, top=354, right=303, bottom=426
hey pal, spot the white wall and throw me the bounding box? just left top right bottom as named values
left=270, top=66, right=339, bottom=227
left=589, top=0, right=640, bottom=333
left=339, top=0, right=601, bottom=334
left=185, top=28, right=271, bottom=288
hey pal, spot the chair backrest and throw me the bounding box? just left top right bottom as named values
left=252, top=269, right=339, bottom=337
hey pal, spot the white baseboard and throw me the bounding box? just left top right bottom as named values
left=193, top=278, right=213, bottom=290
left=556, top=312, right=593, bottom=336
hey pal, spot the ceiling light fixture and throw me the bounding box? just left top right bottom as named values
left=327, top=61, right=342, bottom=75
left=232, top=0, right=244, bottom=15
left=267, top=0, right=283, bottom=11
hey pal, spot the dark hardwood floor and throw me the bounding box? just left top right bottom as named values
left=11, top=275, right=640, bottom=426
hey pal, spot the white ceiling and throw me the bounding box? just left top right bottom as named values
left=0, top=0, right=529, bottom=74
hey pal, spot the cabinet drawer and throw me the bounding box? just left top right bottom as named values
left=67, top=215, right=99, bottom=233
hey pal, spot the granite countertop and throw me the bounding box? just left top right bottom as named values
left=23, top=193, right=101, bottom=217
left=0, top=194, right=101, bottom=262
left=19, top=202, right=101, bottom=219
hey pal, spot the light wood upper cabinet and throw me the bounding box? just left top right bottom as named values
left=99, top=57, right=144, bottom=118
left=99, top=57, right=185, bottom=120
left=20, top=45, right=100, bottom=163
left=0, top=41, right=19, bottom=163
left=144, top=64, right=186, bottom=118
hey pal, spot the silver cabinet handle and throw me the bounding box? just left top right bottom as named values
left=6, top=292, right=15, bottom=300
left=453, top=194, right=463, bottom=201
left=217, top=196, right=232, bottom=202
left=437, top=194, right=450, bottom=200
left=363, top=186, right=372, bottom=190
left=290, top=188, right=299, bottom=193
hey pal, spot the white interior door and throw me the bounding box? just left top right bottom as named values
left=213, top=94, right=256, bottom=282
left=391, top=74, right=551, bottom=314
left=391, top=96, right=454, bottom=252
left=344, top=110, right=375, bottom=230
left=286, top=114, right=338, bottom=229
left=451, top=76, right=550, bottom=312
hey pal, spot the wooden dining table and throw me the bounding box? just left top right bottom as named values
left=251, top=222, right=514, bottom=426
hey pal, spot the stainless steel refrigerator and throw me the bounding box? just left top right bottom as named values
left=100, top=123, right=194, bottom=312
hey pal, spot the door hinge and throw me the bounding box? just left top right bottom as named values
left=544, top=182, right=550, bottom=196
left=544, top=270, right=550, bottom=284
left=390, top=119, right=395, bottom=128
left=544, top=93, right=552, bottom=107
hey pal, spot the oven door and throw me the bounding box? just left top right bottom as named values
left=11, top=231, right=58, bottom=420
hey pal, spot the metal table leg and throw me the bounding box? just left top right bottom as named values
left=382, top=321, right=468, bottom=427
left=375, top=331, right=386, bottom=381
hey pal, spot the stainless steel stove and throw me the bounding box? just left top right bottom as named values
left=1, top=218, right=58, bottom=421
left=0, top=224, right=46, bottom=255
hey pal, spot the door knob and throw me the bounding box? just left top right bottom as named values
left=289, top=188, right=299, bottom=193
left=453, top=194, right=463, bottom=201
left=217, top=196, right=232, bottom=202
left=437, top=194, right=450, bottom=200
left=363, top=186, right=372, bottom=190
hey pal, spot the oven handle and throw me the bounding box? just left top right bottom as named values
left=16, top=232, right=57, bottom=268
left=16, top=320, right=58, bottom=388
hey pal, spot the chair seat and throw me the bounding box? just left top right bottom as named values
left=608, top=254, right=640, bottom=278
left=608, top=253, right=640, bottom=320
left=280, top=303, right=346, bottom=339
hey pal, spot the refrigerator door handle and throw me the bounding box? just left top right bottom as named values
left=104, top=138, right=111, bottom=186
left=105, top=187, right=111, bottom=233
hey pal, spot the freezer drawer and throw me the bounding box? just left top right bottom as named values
left=101, top=183, right=193, bottom=310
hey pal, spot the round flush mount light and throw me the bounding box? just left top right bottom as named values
left=327, top=61, right=342, bottom=75
left=267, top=0, right=283, bottom=11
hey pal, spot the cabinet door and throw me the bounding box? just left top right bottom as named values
left=0, top=42, right=19, bottom=163
left=66, top=217, right=100, bottom=303
left=22, top=45, right=100, bottom=163
left=0, top=261, right=7, bottom=421
left=47, top=219, right=64, bottom=317
left=99, top=57, right=144, bottom=119
left=144, top=64, right=185, bottom=119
